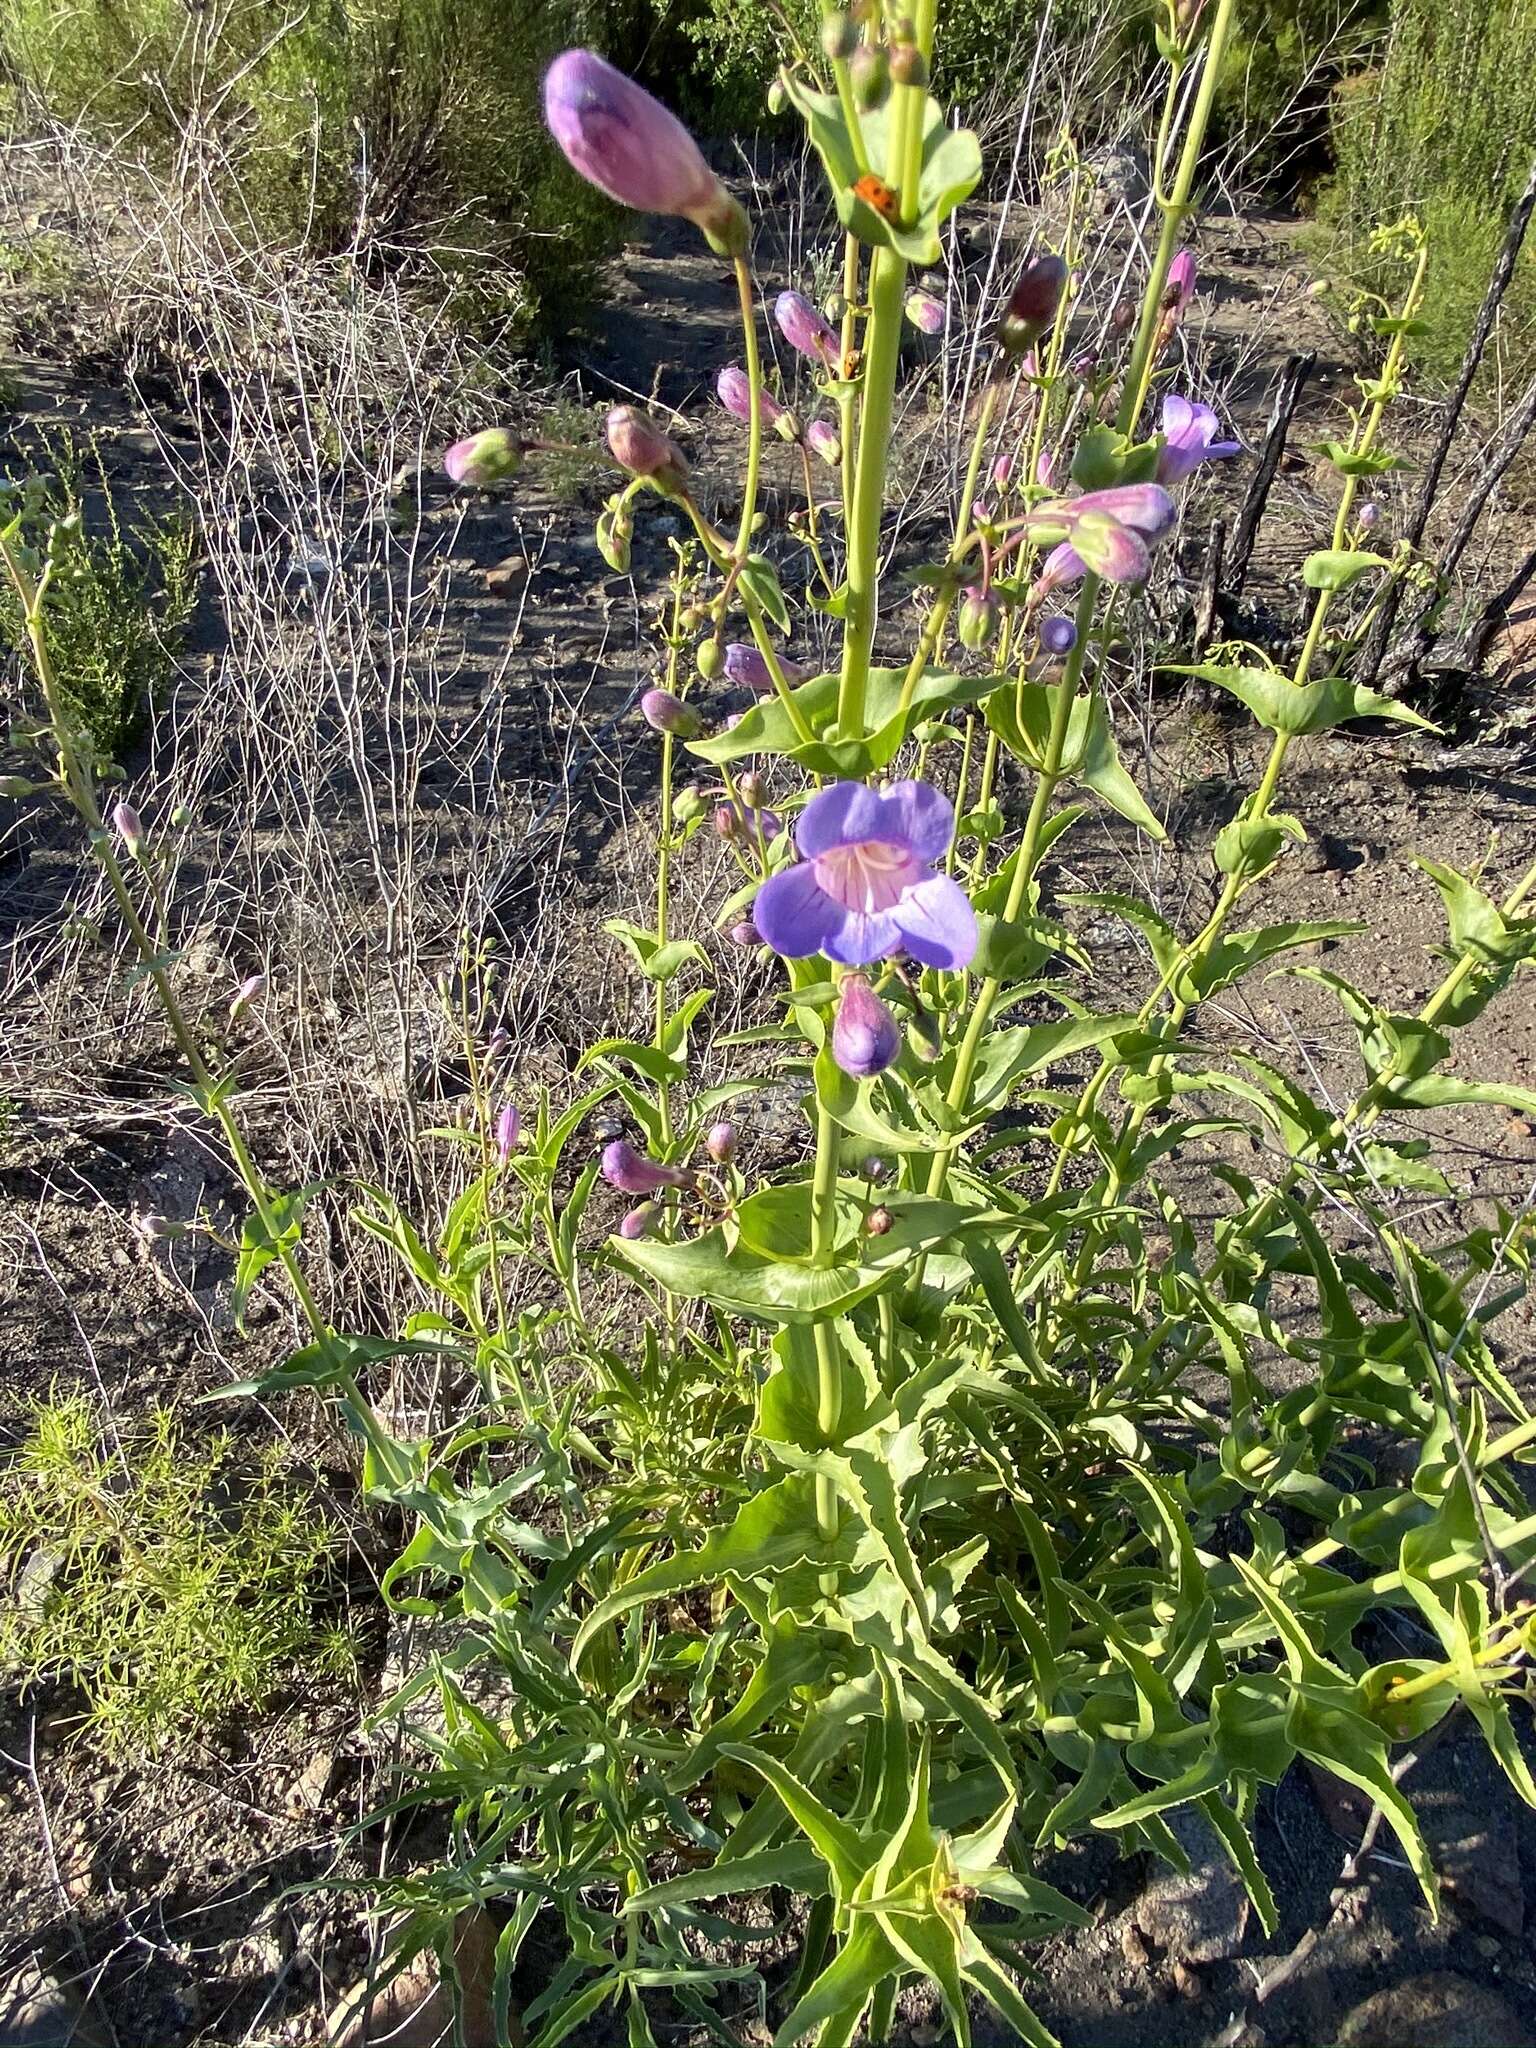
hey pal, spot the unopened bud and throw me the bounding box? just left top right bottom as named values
left=230, top=972, right=267, bottom=1017
left=714, top=803, right=743, bottom=841
left=1358, top=501, right=1381, bottom=532
left=112, top=800, right=145, bottom=856
left=704, top=1121, right=737, bottom=1163
left=1111, top=298, right=1136, bottom=335
left=997, top=253, right=1068, bottom=354
left=729, top=920, right=761, bottom=947
left=135, top=1210, right=185, bottom=1242
left=641, top=688, right=700, bottom=737
left=849, top=43, right=889, bottom=108
left=444, top=428, right=522, bottom=488
left=619, top=1201, right=661, bottom=1240
left=865, top=1205, right=894, bottom=1236
left=957, top=586, right=998, bottom=651
left=0, top=775, right=37, bottom=797
left=737, top=769, right=769, bottom=811
left=862, top=1155, right=891, bottom=1182
left=888, top=39, right=928, bottom=88
left=606, top=405, right=688, bottom=491
left=1040, top=615, right=1078, bottom=657
left=674, top=784, right=708, bottom=824
left=596, top=504, right=632, bottom=574
left=991, top=453, right=1014, bottom=490
left=824, top=291, right=849, bottom=323
left=696, top=638, right=725, bottom=681
left=767, top=75, right=788, bottom=115
left=821, top=10, right=857, bottom=61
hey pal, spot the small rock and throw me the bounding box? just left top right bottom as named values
left=1119, top=1918, right=1151, bottom=1969
left=1335, top=1972, right=1535, bottom=2047
left=285, top=1748, right=338, bottom=1817
left=0, top=1959, right=109, bottom=2047
left=1170, top=1958, right=1202, bottom=2000
left=484, top=553, right=530, bottom=596
left=1508, top=1117, right=1533, bottom=1141
left=330, top=1908, right=507, bottom=2048
left=1133, top=1807, right=1250, bottom=1966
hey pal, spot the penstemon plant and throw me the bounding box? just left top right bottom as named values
left=9, top=5, right=1536, bottom=2046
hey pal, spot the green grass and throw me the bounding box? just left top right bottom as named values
left=0, top=1393, right=356, bottom=1752
left=1315, top=0, right=1536, bottom=383
left=0, top=432, right=197, bottom=763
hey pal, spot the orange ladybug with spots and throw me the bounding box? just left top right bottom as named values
left=852, top=172, right=900, bottom=221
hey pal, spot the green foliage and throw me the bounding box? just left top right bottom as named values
left=0, top=434, right=195, bottom=761
left=1210, top=0, right=1382, bottom=170
left=0, top=0, right=651, bottom=339
left=0, top=1394, right=354, bottom=1750
left=1317, top=0, right=1536, bottom=380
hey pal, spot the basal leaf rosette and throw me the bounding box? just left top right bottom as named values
left=781, top=73, right=981, bottom=266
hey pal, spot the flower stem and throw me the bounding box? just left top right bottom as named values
left=839, top=242, right=908, bottom=742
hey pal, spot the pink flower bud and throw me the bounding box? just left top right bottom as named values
left=832, top=976, right=900, bottom=1079
left=737, top=770, right=769, bottom=811
left=729, top=921, right=762, bottom=947
left=805, top=420, right=842, bottom=467
left=619, top=1201, right=660, bottom=1239
left=1167, top=249, right=1198, bottom=314
left=774, top=290, right=839, bottom=368
left=495, top=1102, right=521, bottom=1162
left=112, top=801, right=145, bottom=856
left=1358, top=501, right=1381, bottom=532
left=991, top=453, right=1014, bottom=490
left=998, top=253, right=1068, bottom=354
left=641, top=688, right=700, bottom=737
left=704, top=1121, right=737, bottom=1163
left=1036, top=450, right=1057, bottom=489
left=444, top=428, right=522, bottom=487
left=544, top=50, right=747, bottom=254
left=716, top=365, right=782, bottom=428
left=606, top=405, right=688, bottom=488
left=229, top=972, right=267, bottom=1017
left=904, top=291, right=946, bottom=336
left=865, top=1204, right=894, bottom=1236
left=486, top=1027, right=512, bottom=1061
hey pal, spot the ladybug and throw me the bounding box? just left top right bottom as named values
left=852, top=172, right=900, bottom=221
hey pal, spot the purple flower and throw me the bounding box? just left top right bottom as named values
left=1155, top=396, right=1241, bottom=488
left=1040, top=615, right=1077, bottom=656
left=716, top=365, right=782, bottom=428
left=753, top=780, right=977, bottom=970
left=805, top=419, right=841, bottom=467
left=1358, top=501, right=1381, bottom=532
left=704, top=1121, right=737, bottom=1163
left=607, top=405, right=688, bottom=487
left=1034, top=483, right=1177, bottom=589
left=112, top=800, right=145, bottom=855
left=774, top=291, right=839, bottom=369
left=1167, top=249, right=1198, bottom=314
left=723, top=643, right=807, bottom=694
left=495, top=1103, right=521, bottom=1162
left=905, top=290, right=946, bottom=336
left=543, top=51, right=745, bottom=252
left=729, top=920, right=762, bottom=947
left=832, top=976, right=902, bottom=1079
left=641, top=688, right=699, bottom=737
left=601, top=1140, right=694, bottom=1196
left=444, top=429, right=521, bottom=487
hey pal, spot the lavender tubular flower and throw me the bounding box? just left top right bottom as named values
left=544, top=50, right=746, bottom=254
left=753, top=780, right=977, bottom=971
left=1155, top=396, right=1241, bottom=487
left=601, top=1140, right=693, bottom=1195
left=832, top=976, right=901, bottom=1079
left=716, top=365, right=781, bottom=428
left=495, top=1103, right=522, bottom=1163
left=774, top=291, right=840, bottom=369
left=1166, top=249, right=1198, bottom=314
left=1066, top=512, right=1150, bottom=584
left=723, top=644, right=807, bottom=694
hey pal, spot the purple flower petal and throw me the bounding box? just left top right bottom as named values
left=544, top=50, right=720, bottom=222
left=753, top=862, right=846, bottom=958
left=795, top=780, right=953, bottom=865
left=891, top=874, right=978, bottom=971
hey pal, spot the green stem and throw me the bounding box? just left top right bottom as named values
left=733, top=256, right=764, bottom=564
left=839, top=243, right=908, bottom=741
